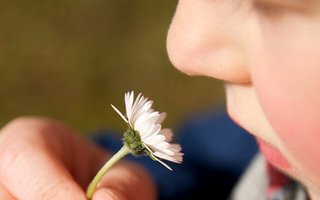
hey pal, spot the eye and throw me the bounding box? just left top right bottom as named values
left=254, top=1, right=289, bottom=18
left=255, top=0, right=313, bottom=11
left=254, top=0, right=314, bottom=17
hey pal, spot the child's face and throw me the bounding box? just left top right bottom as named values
left=167, top=0, right=320, bottom=198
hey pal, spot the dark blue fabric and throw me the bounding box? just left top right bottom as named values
left=91, top=107, right=258, bottom=200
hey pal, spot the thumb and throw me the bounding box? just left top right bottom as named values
left=92, top=162, right=157, bottom=200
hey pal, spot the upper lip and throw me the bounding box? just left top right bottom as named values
left=228, top=112, right=241, bottom=127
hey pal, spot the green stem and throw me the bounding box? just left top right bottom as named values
left=86, top=145, right=130, bottom=199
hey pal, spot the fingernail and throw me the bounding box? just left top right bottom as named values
left=92, top=188, right=126, bottom=200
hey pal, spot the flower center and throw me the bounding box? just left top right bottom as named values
left=122, top=128, right=147, bottom=156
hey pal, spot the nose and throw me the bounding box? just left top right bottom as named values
left=166, top=1, right=252, bottom=84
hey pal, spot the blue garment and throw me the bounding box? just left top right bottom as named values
left=92, top=108, right=258, bottom=200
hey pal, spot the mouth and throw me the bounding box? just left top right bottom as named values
left=227, top=111, right=241, bottom=127
left=225, top=84, right=290, bottom=170
left=257, top=138, right=290, bottom=170
left=228, top=106, right=290, bottom=169
left=228, top=105, right=290, bottom=170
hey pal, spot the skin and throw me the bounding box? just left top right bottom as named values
left=2, top=1, right=320, bottom=199
left=0, top=117, right=156, bottom=200
left=167, top=0, right=320, bottom=199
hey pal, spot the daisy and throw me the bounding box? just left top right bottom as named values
left=86, top=91, right=183, bottom=199
left=111, top=91, right=183, bottom=170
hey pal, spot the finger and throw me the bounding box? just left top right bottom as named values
left=0, top=118, right=87, bottom=200
left=92, top=162, right=157, bottom=200
left=0, top=138, right=87, bottom=200
left=56, top=130, right=109, bottom=189
left=0, top=184, right=16, bottom=200
left=93, top=188, right=127, bottom=200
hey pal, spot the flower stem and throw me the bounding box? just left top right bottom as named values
left=86, top=145, right=130, bottom=199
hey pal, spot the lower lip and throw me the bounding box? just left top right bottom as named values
left=257, top=139, right=290, bottom=170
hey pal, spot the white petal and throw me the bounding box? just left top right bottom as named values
left=143, top=112, right=160, bottom=125
left=153, top=155, right=172, bottom=171
left=152, top=142, right=170, bottom=151
left=155, top=148, right=175, bottom=156
left=132, top=100, right=153, bottom=123
left=157, top=112, right=167, bottom=124
left=135, top=112, right=159, bottom=129
left=140, top=124, right=161, bottom=140
left=150, top=143, right=179, bottom=156
left=151, top=143, right=183, bottom=163
left=168, top=144, right=182, bottom=152
left=143, top=144, right=172, bottom=171
left=130, top=94, right=153, bottom=125
left=111, top=104, right=128, bottom=123
left=136, top=122, right=153, bottom=137
left=160, top=128, right=173, bottom=142
left=134, top=114, right=158, bottom=134
left=125, top=91, right=134, bottom=121
left=143, top=134, right=165, bottom=145
left=153, top=151, right=181, bottom=163
left=132, top=93, right=145, bottom=113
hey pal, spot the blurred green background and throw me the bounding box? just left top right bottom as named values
left=0, top=0, right=225, bottom=134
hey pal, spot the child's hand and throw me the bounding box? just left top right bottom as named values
left=0, top=117, right=156, bottom=200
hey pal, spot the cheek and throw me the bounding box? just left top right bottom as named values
left=252, top=56, right=320, bottom=184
